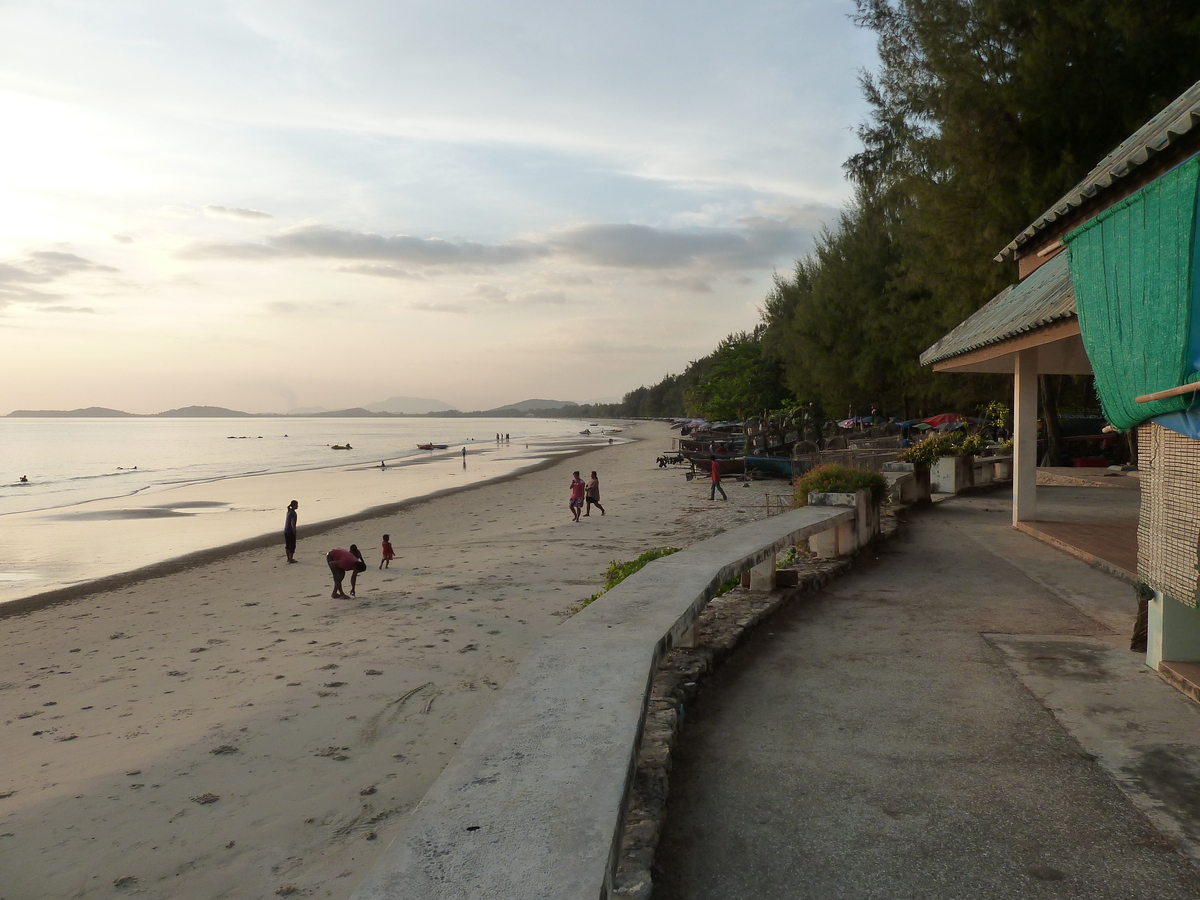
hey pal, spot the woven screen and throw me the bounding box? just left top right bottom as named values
left=1138, top=422, right=1200, bottom=607
left=1065, top=156, right=1200, bottom=431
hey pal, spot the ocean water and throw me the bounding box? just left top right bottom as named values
left=0, top=416, right=624, bottom=604
left=0, top=417, right=595, bottom=516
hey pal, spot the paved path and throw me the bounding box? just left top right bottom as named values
left=655, top=492, right=1200, bottom=899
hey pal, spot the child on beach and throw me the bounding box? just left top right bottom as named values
left=569, top=471, right=585, bottom=522
left=380, top=534, right=395, bottom=569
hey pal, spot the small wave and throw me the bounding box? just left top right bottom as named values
left=63, top=470, right=142, bottom=483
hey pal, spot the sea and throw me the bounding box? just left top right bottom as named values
left=0, top=416, right=622, bottom=605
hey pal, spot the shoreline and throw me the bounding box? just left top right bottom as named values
left=0, top=432, right=624, bottom=609
left=0, top=438, right=617, bottom=620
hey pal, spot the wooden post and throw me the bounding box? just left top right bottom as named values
left=1013, top=348, right=1038, bottom=524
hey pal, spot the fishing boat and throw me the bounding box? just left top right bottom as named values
left=677, top=421, right=746, bottom=474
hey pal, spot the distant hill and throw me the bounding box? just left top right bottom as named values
left=310, top=408, right=378, bottom=417
left=7, top=406, right=135, bottom=417
left=154, top=406, right=253, bottom=417
left=485, top=399, right=579, bottom=413
left=286, top=406, right=330, bottom=415
left=364, top=395, right=456, bottom=414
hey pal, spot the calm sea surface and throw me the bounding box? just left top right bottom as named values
left=0, top=417, right=594, bottom=517
left=0, top=416, right=623, bottom=603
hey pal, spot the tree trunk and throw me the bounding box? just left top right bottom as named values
left=1039, top=374, right=1066, bottom=466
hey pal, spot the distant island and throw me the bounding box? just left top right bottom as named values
left=6, top=398, right=597, bottom=419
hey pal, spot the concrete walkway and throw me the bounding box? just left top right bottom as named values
left=654, top=491, right=1200, bottom=899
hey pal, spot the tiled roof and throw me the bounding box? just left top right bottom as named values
left=920, top=251, right=1074, bottom=366
left=997, top=78, right=1200, bottom=261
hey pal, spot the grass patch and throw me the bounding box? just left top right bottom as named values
left=580, top=547, right=681, bottom=608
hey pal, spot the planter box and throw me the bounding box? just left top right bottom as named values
left=807, top=489, right=880, bottom=557
left=883, top=461, right=931, bottom=503
left=971, top=457, right=994, bottom=486
left=931, top=455, right=973, bottom=494
left=991, top=456, right=1013, bottom=480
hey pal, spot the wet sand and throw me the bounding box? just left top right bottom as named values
left=0, top=422, right=786, bottom=899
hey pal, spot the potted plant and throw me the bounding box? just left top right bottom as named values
left=794, top=463, right=887, bottom=554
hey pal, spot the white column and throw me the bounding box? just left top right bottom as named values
left=749, top=554, right=776, bottom=591
left=1147, top=589, right=1200, bottom=669
left=1013, top=348, right=1038, bottom=525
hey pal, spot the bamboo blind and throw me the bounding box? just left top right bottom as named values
left=1138, top=422, right=1200, bottom=607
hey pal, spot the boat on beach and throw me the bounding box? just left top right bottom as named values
left=677, top=421, right=746, bottom=474
left=417, top=443, right=449, bottom=450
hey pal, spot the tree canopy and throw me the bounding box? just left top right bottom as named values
left=612, top=0, right=1200, bottom=421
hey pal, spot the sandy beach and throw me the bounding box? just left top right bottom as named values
left=0, top=422, right=787, bottom=899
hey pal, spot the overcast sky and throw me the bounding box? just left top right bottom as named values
left=0, top=0, right=877, bottom=414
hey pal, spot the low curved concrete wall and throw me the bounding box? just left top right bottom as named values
left=351, top=505, right=854, bottom=900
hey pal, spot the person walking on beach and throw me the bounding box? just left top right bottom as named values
left=380, top=534, right=395, bottom=569
left=584, top=471, right=605, bottom=516
left=709, top=456, right=728, bottom=501
left=284, top=500, right=299, bottom=563
left=569, top=471, right=585, bottom=522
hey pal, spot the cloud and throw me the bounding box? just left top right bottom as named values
left=178, top=216, right=810, bottom=278
left=40, top=305, right=96, bottom=314
left=512, top=289, right=566, bottom=305
left=203, top=205, right=274, bottom=220
left=548, top=218, right=804, bottom=269
left=467, top=283, right=567, bottom=307
left=26, top=251, right=118, bottom=277
left=471, top=282, right=508, bottom=301
left=336, top=263, right=424, bottom=280
left=647, top=274, right=714, bottom=293
left=113, top=234, right=134, bottom=244
left=0, top=251, right=119, bottom=309
left=182, top=225, right=548, bottom=268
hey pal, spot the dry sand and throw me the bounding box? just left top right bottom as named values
left=0, top=422, right=789, bottom=899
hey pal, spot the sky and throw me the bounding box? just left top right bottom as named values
left=0, top=0, right=878, bottom=414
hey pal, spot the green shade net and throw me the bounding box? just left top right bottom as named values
left=1064, top=155, right=1200, bottom=431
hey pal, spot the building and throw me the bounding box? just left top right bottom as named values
left=922, top=78, right=1200, bottom=679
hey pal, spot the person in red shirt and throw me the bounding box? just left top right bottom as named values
left=569, top=471, right=585, bottom=522
left=710, top=456, right=728, bottom=501
left=326, top=546, right=366, bottom=598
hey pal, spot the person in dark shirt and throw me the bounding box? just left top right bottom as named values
left=284, top=500, right=299, bottom=563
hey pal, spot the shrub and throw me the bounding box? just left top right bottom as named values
left=793, top=463, right=887, bottom=507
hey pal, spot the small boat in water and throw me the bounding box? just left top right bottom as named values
left=417, top=443, right=449, bottom=450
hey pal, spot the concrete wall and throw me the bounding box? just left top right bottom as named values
left=349, top=504, right=856, bottom=900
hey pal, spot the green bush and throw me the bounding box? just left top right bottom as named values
left=957, top=434, right=988, bottom=456
left=793, top=463, right=887, bottom=506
